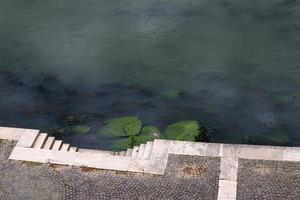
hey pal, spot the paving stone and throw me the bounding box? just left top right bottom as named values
left=237, top=159, right=300, bottom=200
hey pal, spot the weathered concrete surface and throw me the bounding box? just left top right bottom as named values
left=217, top=180, right=237, bottom=200
left=283, top=147, right=300, bottom=161
left=0, top=127, right=39, bottom=140
left=0, top=127, right=37, bottom=141
left=169, top=141, right=221, bottom=157
left=217, top=157, right=239, bottom=200
left=16, top=130, right=39, bottom=148
left=10, top=146, right=138, bottom=173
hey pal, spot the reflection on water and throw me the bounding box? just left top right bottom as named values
left=0, top=0, right=300, bottom=149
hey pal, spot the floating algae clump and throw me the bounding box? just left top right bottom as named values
left=99, top=116, right=142, bottom=136
left=164, top=120, right=199, bottom=141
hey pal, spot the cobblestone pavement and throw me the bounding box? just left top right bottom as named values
left=237, top=159, right=300, bottom=200
left=0, top=140, right=220, bottom=200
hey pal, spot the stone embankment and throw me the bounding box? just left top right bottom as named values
left=1, top=126, right=300, bottom=200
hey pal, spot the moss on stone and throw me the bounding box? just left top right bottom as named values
left=141, top=126, right=159, bottom=135
left=111, top=125, right=160, bottom=150
left=133, top=126, right=160, bottom=144
left=99, top=116, right=142, bottom=137
left=111, top=138, right=130, bottom=151
left=164, top=120, right=199, bottom=141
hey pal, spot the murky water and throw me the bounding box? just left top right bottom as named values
left=1, top=0, right=300, bottom=149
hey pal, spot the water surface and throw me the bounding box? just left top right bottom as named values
left=1, top=0, right=300, bottom=149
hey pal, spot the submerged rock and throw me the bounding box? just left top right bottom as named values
left=137, top=126, right=160, bottom=144
left=99, top=116, right=142, bottom=137
left=270, top=131, right=290, bottom=146
left=70, top=126, right=91, bottom=135
left=111, top=125, right=160, bottom=150
left=273, top=94, right=296, bottom=106
left=160, top=90, right=185, bottom=100
left=242, top=130, right=291, bottom=146
left=164, top=120, right=199, bottom=141
left=64, top=116, right=77, bottom=126
left=141, top=126, right=160, bottom=137
left=48, top=125, right=91, bottom=139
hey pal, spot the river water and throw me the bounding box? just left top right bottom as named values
left=0, top=0, right=300, bottom=149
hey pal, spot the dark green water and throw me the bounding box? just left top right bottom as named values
left=1, top=0, right=300, bottom=149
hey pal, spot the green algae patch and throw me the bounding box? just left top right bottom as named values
left=135, top=126, right=160, bottom=144
left=111, top=138, right=130, bottom=151
left=0, top=139, right=3, bottom=146
left=70, top=126, right=90, bottom=135
left=164, top=120, right=199, bottom=141
left=111, top=125, right=159, bottom=150
left=99, top=116, right=142, bottom=137
left=141, top=126, right=160, bottom=136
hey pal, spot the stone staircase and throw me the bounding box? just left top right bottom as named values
left=14, top=129, right=155, bottom=161
left=1, top=127, right=168, bottom=174
left=31, top=132, right=78, bottom=152
left=116, top=141, right=154, bottom=160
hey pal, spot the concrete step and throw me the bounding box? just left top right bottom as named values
left=125, top=148, right=133, bottom=157
left=78, top=148, right=114, bottom=155
left=33, top=133, right=48, bottom=149
left=137, top=144, right=145, bottom=159
left=52, top=140, right=63, bottom=151
left=119, top=151, right=126, bottom=156
left=16, top=130, right=40, bottom=148
left=0, top=127, right=38, bottom=140
left=60, top=143, right=70, bottom=151
left=69, top=147, right=78, bottom=152
left=43, top=137, right=55, bottom=150
left=9, top=146, right=146, bottom=174
left=143, top=141, right=153, bottom=159
left=131, top=146, right=139, bottom=160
